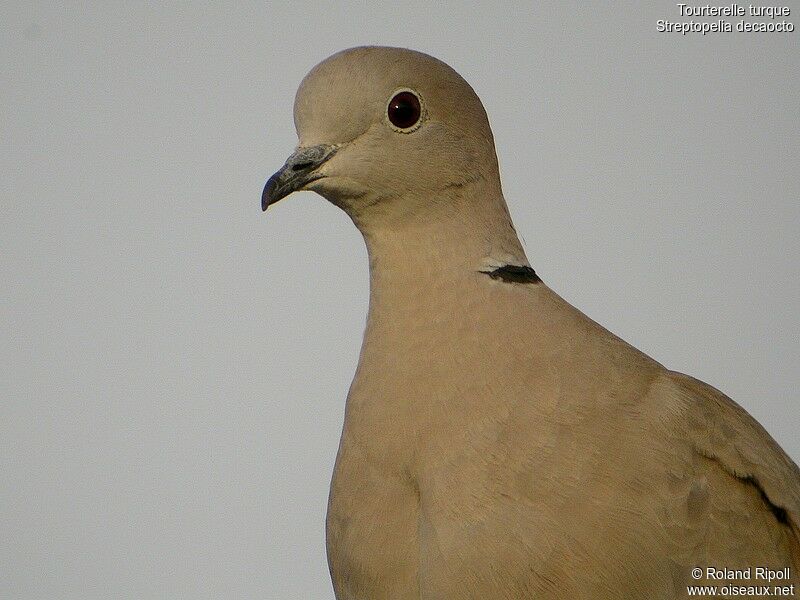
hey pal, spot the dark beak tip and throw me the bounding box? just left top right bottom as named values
left=261, top=175, right=279, bottom=212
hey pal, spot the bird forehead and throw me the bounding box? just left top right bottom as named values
left=292, top=69, right=384, bottom=144
left=292, top=46, right=476, bottom=144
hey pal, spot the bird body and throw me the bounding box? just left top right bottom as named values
left=263, top=46, right=800, bottom=599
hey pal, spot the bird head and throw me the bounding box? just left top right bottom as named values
left=262, top=46, right=502, bottom=227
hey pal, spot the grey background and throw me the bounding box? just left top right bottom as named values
left=2, top=2, right=798, bottom=598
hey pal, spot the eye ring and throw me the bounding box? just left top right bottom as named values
left=386, top=89, right=424, bottom=132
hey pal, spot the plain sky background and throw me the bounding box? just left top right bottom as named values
left=2, top=2, right=798, bottom=598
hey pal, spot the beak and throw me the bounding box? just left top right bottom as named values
left=262, top=144, right=337, bottom=211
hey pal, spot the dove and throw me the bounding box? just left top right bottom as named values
left=262, top=46, right=800, bottom=600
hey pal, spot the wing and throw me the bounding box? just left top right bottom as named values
left=660, top=370, right=800, bottom=568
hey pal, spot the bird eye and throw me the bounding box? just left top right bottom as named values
left=387, top=90, right=422, bottom=131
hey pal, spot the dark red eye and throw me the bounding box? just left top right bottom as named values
left=387, top=91, right=422, bottom=130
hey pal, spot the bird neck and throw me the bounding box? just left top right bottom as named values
left=354, top=179, right=529, bottom=285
